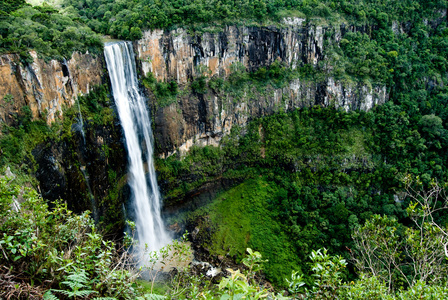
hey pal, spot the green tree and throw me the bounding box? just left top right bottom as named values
left=351, top=177, right=448, bottom=291
left=0, top=0, right=25, bottom=13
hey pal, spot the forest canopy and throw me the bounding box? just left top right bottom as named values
left=1, top=0, right=447, bottom=59
left=1, top=0, right=448, bottom=297
left=61, top=0, right=448, bottom=40
left=0, top=0, right=102, bottom=60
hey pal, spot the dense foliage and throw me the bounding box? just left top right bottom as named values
left=61, top=0, right=447, bottom=40
left=0, top=177, right=137, bottom=299
left=0, top=0, right=102, bottom=60
left=1, top=0, right=448, bottom=297
left=158, top=101, right=448, bottom=284
left=2, top=177, right=447, bottom=299
left=0, top=0, right=26, bottom=14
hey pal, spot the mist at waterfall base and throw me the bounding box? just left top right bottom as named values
left=104, top=42, right=171, bottom=258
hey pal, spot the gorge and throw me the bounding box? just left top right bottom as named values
left=0, top=20, right=388, bottom=220
left=1, top=0, right=448, bottom=297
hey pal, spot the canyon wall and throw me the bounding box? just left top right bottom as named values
left=0, top=21, right=389, bottom=228
left=136, top=19, right=371, bottom=82
left=0, top=51, right=127, bottom=231
left=0, top=21, right=387, bottom=157
left=135, top=20, right=387, bottom=156
left=0, top=51, right=103, bottom=124
left=0, top=21, right=388, bottom=196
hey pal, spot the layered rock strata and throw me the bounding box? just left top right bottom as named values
left=135, top=21, right=387, bottom=155
left=0, top=52, right=103, bottom=124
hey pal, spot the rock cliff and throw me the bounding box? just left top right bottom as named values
left=0, top=51, right=127, bottom=232
left=31, top=118, right=127, bottom=232
left=135, top=20, right=387, bottom=156
left=0, top=21, right=388, bottom=211
left=0, top=52, right=103, bottom=124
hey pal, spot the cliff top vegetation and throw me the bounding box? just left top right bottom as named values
left=0, top=0, right=102, bottom=60
left=2, top=0, right=447, bottom=59
left=61, top=0, right=447, bottom=40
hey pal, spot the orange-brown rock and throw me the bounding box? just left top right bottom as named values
left=0, top=51, right=103, bottom=124
left=135, top=21, right=388, bottom=156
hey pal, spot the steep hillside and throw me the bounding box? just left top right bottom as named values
left=0, top=0, right=447, bottom=294
left=136, top=23, right=386, bottom=155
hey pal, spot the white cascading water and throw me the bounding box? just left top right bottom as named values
left=104, top=41, right=171, bottom=253
left=76, top=99, right=86, bottom=143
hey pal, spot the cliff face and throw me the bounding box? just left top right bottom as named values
left=32, top=119, right=127, bottom=232
left=0, top=22, right=387, bottom=158
left=135, top=20, right=387, bottom=155
left=150, top=79, right=387, bottom=157
left=0, top=51, right=127, bottom=232
left=137, top=21, right=326, bottom=83
left=136, top=19, right=339, bottom=82
left=0, top=52, right=103, bottom=124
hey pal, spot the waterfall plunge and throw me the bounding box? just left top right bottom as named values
left=104, top=42, right=170, bottom=253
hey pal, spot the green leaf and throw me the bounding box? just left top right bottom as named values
left=43, top=291, right=59, bottom=300
left=218, top=277, right=230, bottom=290
left=219, top=294, right=231, bottom=300
left=233, top=293, right=245, bottom=300
left=76, top=290, right=97, bottom=297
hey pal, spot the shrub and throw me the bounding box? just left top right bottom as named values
left=0, top=176, right=137, bottom=299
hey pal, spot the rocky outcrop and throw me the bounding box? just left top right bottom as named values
left=0, top=50, right=126, bottom=232
left=0, top=52, right=103, bottom=124
left=136, top=20, right=324, bottom=83
left=135, top=20, right=387, bottom=156
left=136, top=20, right=384, bottom=83
left=150, top=79, right=386, bottom=156
left=32, top=117, right=128, bottom=233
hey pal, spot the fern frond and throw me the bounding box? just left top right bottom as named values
left=75, top=290, right=97, bottom=297
left=61, top=280, right=85, bottom=290
left=43, top=291, right=59, bottom=300
left=51, top=269, right=97, bottom=298
left=66, top=269, right=90, bottom=285
left=57, top=289, right=75, bottom=297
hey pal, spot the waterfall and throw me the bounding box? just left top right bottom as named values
left=104, top=42, right=170, bottom=253
left=76, top=99, right=86, bottom=143
left=80, top=165, right=98, bottom=222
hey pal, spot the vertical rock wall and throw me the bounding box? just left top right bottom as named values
left=136, top=21, right=327, bottom=83
left=0, top=51, right=127, bottom=232
left=0, top=52, right=103, bottom=124
left=135, top=20, right=388, bottom=156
